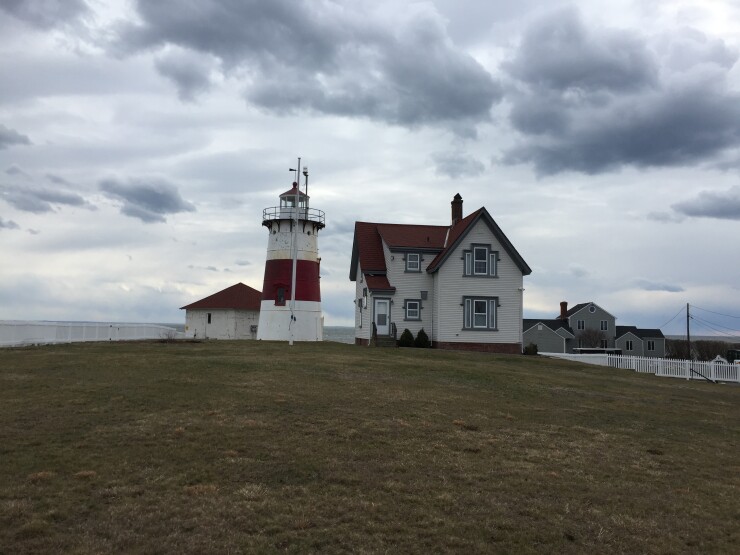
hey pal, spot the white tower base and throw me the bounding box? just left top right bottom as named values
left=256, top=300, right=323, bottom=342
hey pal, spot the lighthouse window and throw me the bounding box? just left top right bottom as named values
left=276, top=287, right=286, bottom=306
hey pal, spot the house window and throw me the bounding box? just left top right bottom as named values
left=474, top=247, right=487, bottom=275
left=647, top=340, right=655, bottom=351
left=600, top=320, right=608, bottom=331
left=463, top=245, right=498, bottom=277
left=463, top=297, right=497, bottom=330
left=600, top=339, right=608, bottom=348
left=577, top=320, right=585, bottom=330
left=406, top=253, right=420, bottom=272
left=626, top=340, right=633, bottom=351
left=404, top=300, right=421, bottom=321
left=207, top=313, right=212, bottom=324
left=589, top=305, right=596, bottom=313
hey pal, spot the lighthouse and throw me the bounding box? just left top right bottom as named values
left=256, top=167, right=325, bottom=342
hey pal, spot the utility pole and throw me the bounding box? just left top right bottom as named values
left=686, top=302, right=691, bottom=360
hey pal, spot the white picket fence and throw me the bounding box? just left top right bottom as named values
left=541, top=352, right=740, bottom=383
left=0, top=320, right=185, bottom=347
left=607, top=354, right=739, bottom=383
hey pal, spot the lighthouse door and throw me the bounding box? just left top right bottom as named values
left=374, top=299, right=390, bottom=336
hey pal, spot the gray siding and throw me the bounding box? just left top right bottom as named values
left=382, top=241, right=435, bottom=340
left=434, top=219, right=523, bottom=345
left=568, top=303, right=616, bottom=350
left=616, top=332, right=643, bottom=356
left=353, top=261, right=371, bottom=342
left=523, top=324, right=568, bottom=353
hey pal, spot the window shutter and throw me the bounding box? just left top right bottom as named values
left=489, top=299, right=496, bottom=329
left=464, top=298, right=472, bottom=328
left=464, top=252, right=471, bottom=276
left=489, top=253, right=497, bottom=276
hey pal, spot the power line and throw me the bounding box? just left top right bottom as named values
left=690, top=316, right=740, bottom=338
left=691, top=315, right=740, bottom=336
left=657, top=305, right=686, bottom=330
left=691, top=305, right=740, bottom=319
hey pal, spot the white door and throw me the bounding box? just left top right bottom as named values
left=374, top=299, right=390, bottom=336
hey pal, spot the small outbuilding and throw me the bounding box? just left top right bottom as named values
left=180, top=282, right=261, bottom=340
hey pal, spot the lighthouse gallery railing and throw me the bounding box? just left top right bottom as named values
left=262, top=206, right=325, bottom=227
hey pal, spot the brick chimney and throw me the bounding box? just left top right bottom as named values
left=560, top=301, right=568, bottom=320
left=451, top=193, right=463, bottom=226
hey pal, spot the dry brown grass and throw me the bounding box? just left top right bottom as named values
left=1, top=340, right=738, bottom=554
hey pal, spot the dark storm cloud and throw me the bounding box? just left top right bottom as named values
left=99, top=177, right=196, bottom=223
left=115, top=0, right=501, bottom=132
left=634, top=279, right=684, bottom=293
left=505, top=7, right=657, bottom=93
left=671, top=186, right=740, bottom=221
left=154, top=48, right=213, bottom=101
left=433, top=151, right=485, bottom=178
left=0, top=216, right=19, bottom=230
left=0, top=184, right=92, bottom=213
left=505, top=84, right=740, bottom=175
left=0, top=0, right=89, bottom=29
left=0, top=124, right=31, bottom=149
left=502, top=8, right=740, bottom=175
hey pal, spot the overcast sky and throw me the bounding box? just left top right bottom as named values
left=1, top=0, right=739, bottom=337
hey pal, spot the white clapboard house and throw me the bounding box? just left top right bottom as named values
left=350, top=194, right=531, bottom=351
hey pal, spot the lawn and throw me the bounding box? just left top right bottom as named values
left=1, top=340, right=738, bottom=553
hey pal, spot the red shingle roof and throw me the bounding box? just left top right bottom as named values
left=180, top=282, right=262, bottom=310
left=376, top=224, right=448, bottom=249
left=350, top=204, right=531, bottom=283
left=365, top=275, right=395, bottom=291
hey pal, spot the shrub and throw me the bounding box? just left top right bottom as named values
left=398, top=329, right=415, bottom=347
left=414, top=328, right=430, bottom=348
left=523, top=343, right=538, bottom=356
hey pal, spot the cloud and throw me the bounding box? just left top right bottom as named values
left=114, top=0, right=502, bottom=134
left=0, top=124, right=31, bottom=149
left=0, top=0, right=89, bottom=29
left=501, top=8, right=740, bottom=175
left=46, top=173, right=72, bottom=186
left=671, top=186, right=740, bottom=221
left=505, top=7, right=657, bottom=94
left=0, top=216, right=19, bottom=230
left=99, top=177, right=196, bottom=223
left=234, top=260, right=251, bottom=267
left=569, top=264, right=588, bottom=278
left=647, top=211, right=685, bottom=223
left=5, top=164, right=29, bottom=177
left=433, top=151, right=485, bottom=178
left=0, top=184, right=93, bottom=213
left=153, top=47, right=214, bottom=102
left=634, top=279, right=684, bottom=293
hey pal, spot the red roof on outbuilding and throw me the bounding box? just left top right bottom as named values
left=180, top=282, right=262, bottom=310
left=364, top=275, right=395, bottom=291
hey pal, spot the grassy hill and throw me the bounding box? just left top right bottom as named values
left=1, top=341, right=738, bottom=553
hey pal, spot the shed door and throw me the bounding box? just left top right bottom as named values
left=374, top=299, right=390, bottom=336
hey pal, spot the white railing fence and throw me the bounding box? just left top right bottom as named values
left=541, top=352, right=739, bottom=383
left=0, top=320, right=185, bottom=347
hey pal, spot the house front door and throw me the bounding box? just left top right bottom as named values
left=374, top=299, right=390, bottom=336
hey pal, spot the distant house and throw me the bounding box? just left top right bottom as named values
left=180, top=282, right=261, bottom=340
left=523, top=301, right=666, bottom=357
left=350, top=194, right=531, bottom=352
left=615, top=326, right=666, bottom=358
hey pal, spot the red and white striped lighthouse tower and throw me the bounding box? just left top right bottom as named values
left=257, top=165, right=324, bottom=342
